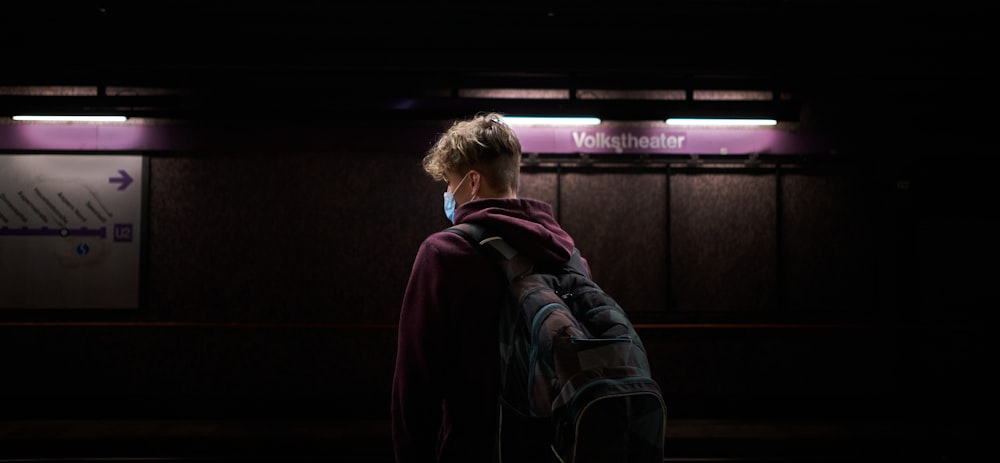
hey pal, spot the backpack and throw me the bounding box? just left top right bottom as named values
left=447, top=222, right=666, bottom=463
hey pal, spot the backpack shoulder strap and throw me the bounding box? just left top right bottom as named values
left=446, top=222, right=534, bottom=282
left=564, top=248, right=589, bottom=278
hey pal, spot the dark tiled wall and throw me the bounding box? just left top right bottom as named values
left=560, top=171, right=670, bottom=313
left=147, top=151, right=441, bottom=324
left=0, top=134, right=927, bottom=425
left=781, top=172, right=882, bottom=314
left=670, top=172, right=777, bottom=313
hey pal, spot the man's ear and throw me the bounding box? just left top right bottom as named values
left=469, top=170, right=482, bottom=189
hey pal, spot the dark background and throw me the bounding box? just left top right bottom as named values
left=0, top=1, right=989, bottom=462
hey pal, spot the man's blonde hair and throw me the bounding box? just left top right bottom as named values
left=422, top=112, right=522, bottom=192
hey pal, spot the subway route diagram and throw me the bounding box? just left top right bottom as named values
left=0, top=154, right=144, bottom=309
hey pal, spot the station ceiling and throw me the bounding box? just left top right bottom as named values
left=0, top=1, right=987, bottom=124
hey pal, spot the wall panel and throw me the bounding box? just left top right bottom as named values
left=781, top=171, right=879, bottom=314
left=148, top=151, right=440, bottom=323
left=669, top=172, right=777, bottom=313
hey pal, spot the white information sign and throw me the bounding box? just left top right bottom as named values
left=0, top=154, right=145, bottom=309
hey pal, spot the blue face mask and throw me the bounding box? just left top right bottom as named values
left=443, top=171, right=472, bottom=224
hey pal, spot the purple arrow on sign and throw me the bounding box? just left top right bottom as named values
left=109, top=169, right=133, bottom=190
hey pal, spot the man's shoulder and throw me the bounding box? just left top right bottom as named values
left=419, top=227, right=476, bottom=255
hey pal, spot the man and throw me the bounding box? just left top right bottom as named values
left=391, top=112, right=581, bottom=462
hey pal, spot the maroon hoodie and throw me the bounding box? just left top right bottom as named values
left=391, top=198, right=580, bottom=463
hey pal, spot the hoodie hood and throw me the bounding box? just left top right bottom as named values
left=454, top=198, right=575, bottom=265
